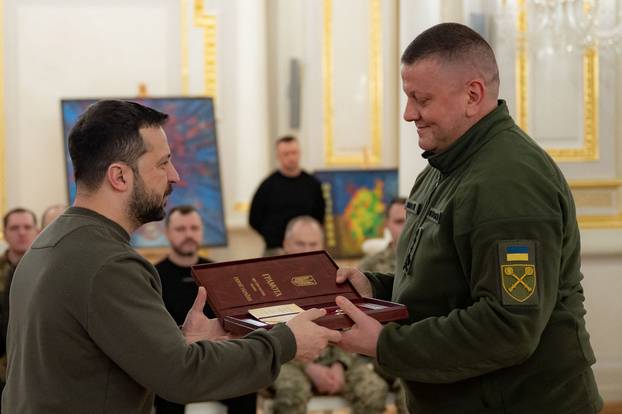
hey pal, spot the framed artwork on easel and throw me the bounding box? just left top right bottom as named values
left=61, top=97, right=227, bottom=249
left=314, top=169, right=398, bottom=258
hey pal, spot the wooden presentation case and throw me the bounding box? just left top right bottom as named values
left=191, top=250, right=408, bottom=335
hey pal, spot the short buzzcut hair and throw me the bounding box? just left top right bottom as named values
left=276, top=135, right=297, bottom=147
left=3, top=207, right=37, bottom=229
left=68, top=100, right=169, bottom=191
left=164, top=205, right=200, bottom=227
left=284, top=215, right=323, bottom=241
left=401, top=22, right=499, bottom=96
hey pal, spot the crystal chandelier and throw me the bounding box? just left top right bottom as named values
left=530, top=0, right=622, bottom=53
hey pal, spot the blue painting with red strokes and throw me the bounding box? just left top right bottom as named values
left=61, top=97, right=227, bottom=248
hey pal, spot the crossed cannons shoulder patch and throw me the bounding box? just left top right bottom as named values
left=498, top=240, right=539, bottom=306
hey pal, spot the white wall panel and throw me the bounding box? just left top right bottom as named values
left=5, top=0, right=180, bottom=216
left=398, top=0, right=440, bottom=195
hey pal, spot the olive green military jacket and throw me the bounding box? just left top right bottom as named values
left=0, top=251, right=15, bottom=383
left=0, top=252, right=14, bottom=295
left=3, top=207, right=296, bottom=414
left=367, top=102, right=602, bottom=414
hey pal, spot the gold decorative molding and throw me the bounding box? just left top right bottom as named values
left=322, top=0, right=335, bottom=164
left=180, top=0, right=190, bottom=95
left=181, top=0, right=217, bottom=98
left=546, top=48, right=599, bottom=161
left=0, top=0, right=5, bottom=234
left=569, top=179, right=622, bottom=189
left=578, top=213, right=622, bottom=228
left=516, top=1, right=599, bottom=162
left=572, top=191, right=613, bottom=208
left=515, top=0, right=528, bottom=131
left=194, top=0, right=217, bottom=98
left=323, top=0, right=382, bottom=166
left=368, top=0, right=382, bottom=165
left=137, top=83, right=149, bottom=97
left=233, top=201, right=249, bottom=214
left=514, top=1, right=617, bottom=227
left=321, top=183, right=337, bottom=247
left=569, top=180, right=622, bottom=228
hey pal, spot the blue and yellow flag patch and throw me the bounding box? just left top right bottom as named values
left=505, top=245, right=529, bottom=262
left=498, top=241, right=538, bottom=306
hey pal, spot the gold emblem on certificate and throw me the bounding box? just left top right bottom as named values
left=290, top=275, right=318, bottom=287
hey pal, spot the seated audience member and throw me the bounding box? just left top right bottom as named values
left=154, top=205, right=256, bottom=414
left=358, top=197, right=408, bottom=414
left=359, top=197, right=406, bottom=273
left=272, top=216, right=389, bottom=414
left=0, top=208, right=39, bottom=395
left=3, top=100, right=339, bottom=413
left=40, top=204, right=67, bottom=229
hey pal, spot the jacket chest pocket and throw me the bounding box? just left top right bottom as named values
left=402, top=202, right=445, bottom=275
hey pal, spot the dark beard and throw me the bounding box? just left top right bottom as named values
left=171, top=241, right=199, bottom=257
left=130, top=178, right=172, bottom=226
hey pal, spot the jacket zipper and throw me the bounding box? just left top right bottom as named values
left=402, top=172, right=442, bottom=275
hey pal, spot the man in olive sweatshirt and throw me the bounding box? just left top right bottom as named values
left=2, top=100, right=340, bottom=414
left=335, top=23, right=602, bottom=414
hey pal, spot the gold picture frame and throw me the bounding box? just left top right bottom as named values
left=181, top=0, right=217, bottom=98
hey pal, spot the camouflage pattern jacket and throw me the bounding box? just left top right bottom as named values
left=358, top=246, right=396, bottom=274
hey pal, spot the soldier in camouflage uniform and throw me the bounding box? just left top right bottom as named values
left=0, top=208, right=39, bottom=388
left=0, top=257, right=14, bottom=390
left=273, top=346, right=388, bottom=414
left=358, top=245, right=396, bottom=275
left=359, top=197, right=406, bottom=275
left=358, top=198, right=408, bottom=414
left=272, top=216, right=389, bottom=414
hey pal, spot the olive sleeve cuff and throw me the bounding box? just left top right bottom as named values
left=267, top=323, right=297, bottom=364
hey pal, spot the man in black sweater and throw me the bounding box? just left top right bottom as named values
left=249, top=136, right=325, bottom=256
left=154, top=205, right=257, bottom=414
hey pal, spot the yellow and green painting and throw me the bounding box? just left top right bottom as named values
left=314, top=169, right=398, bottom=258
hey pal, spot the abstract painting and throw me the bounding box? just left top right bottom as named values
left=61, top=97, right=227, bottom=248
